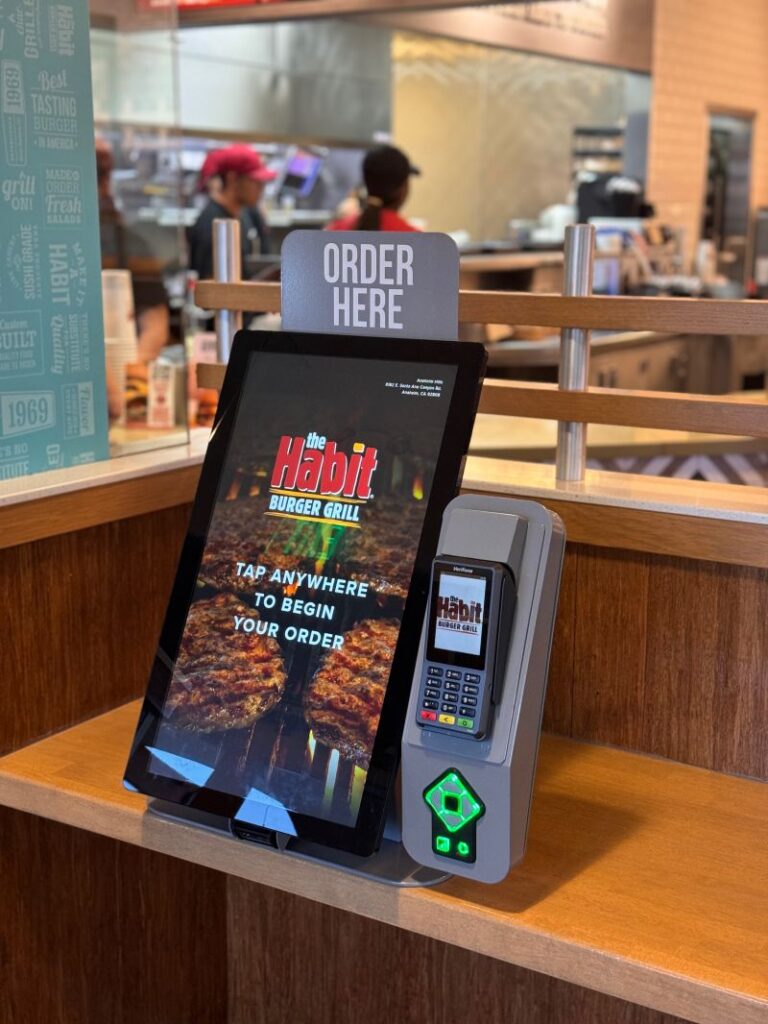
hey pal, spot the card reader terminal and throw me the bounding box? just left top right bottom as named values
left=416, top=557, right=516, bottom=739
left=403, top=497, right=565, bottom=884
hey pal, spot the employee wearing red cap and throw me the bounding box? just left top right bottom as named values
left=327, top=145, right=421, bottom=232
left=187, top=144, right=276, bottom=280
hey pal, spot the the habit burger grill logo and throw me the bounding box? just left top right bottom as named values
left=437, top=595, right=482, bottom=626
left=267, top=432, right=378, bottom=526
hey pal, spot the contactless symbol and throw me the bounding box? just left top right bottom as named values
left=423, top=768, right=485, bottom=864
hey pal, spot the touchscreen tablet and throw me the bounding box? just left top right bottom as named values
left=125, top=330, right=486, bottom=855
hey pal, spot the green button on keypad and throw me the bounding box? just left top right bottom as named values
left=458, top=717, right=474, bottom=729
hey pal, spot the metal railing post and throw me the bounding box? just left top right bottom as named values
left=213, top=218, right=243, bottom=362
left=556, top=224, right=595, bottom=482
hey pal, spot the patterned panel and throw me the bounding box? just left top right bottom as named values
left=393, top=33, right=648, bottom=239
left=496, top=0, right=609, bottom=38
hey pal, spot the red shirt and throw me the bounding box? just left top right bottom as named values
left=326, top=210, right=419, bottom=232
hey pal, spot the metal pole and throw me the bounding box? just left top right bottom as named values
left=556, top=224, right=595, bottom=482
left=213, top=218, right=243, bottom=362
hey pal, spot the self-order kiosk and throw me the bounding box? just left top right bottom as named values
left=125, top=328, right=565, bottom=888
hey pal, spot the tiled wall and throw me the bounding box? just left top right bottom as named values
left=647, top=0, right=768, bottom=266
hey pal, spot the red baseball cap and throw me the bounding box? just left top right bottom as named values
left=214, top=145, right=277, bottom=184
left=198, top=149, right=222, bottom=189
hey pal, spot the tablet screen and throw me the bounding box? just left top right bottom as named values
left=125, top=332, right=485, bottom=853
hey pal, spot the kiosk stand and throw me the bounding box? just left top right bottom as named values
left=139, top=230, right=565, bottom=888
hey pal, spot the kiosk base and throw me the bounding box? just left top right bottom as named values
left=148, top=800, right=450, bottom=888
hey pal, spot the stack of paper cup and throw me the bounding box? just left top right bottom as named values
left=102, top=270, right=138, bottom=425
left=102, top=270, right=137, bottom=342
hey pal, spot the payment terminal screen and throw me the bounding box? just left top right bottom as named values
left=147, top=351, right=457, bottom=829
left=433, top=573, right=487, bottom=657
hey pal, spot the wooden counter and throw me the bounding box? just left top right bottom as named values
left=470, top=411, right=765, bottom=460
left=1, top=702, right=766, bottom=1024
left=0, top=429, right=207, bottom=551
left=1, top=420, right=767, bottom=1023
left=2, top=426, right=766, bottom=565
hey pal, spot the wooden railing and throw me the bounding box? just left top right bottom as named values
left=196, top=280, right=768, bottom=334
left=195, top=280, right=768, bottom=445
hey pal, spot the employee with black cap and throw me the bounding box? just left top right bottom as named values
left=328, top=144, right=421, bottom=232
left=187, top=144, right=276, bottom=280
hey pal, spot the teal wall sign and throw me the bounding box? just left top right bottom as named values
left=0, top=0, right=108, bottom=480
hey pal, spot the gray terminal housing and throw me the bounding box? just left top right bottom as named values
left=401, top=496, right=565, bottom=884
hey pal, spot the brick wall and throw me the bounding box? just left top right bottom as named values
left=648, top=0, right=768, bottom=267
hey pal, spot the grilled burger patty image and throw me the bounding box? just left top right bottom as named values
left=199, top=497, right=310, bottom=593
left=304, top=618, right=399, bottom=769
left=168, top=592, right=287, bottom=732
left=339, top=498, right=424, bottom=600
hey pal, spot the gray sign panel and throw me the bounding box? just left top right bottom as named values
left=281, top=231, right=459, bottom=341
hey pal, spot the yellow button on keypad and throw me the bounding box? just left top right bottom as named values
left=438, top=713, right=456, bottom=725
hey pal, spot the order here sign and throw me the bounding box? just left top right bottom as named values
left=281, top=231, right=459, bottom=341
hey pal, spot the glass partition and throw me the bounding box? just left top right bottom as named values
left=89, top=0, right=189, bottom=458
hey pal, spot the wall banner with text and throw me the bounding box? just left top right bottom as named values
left=0, top=0, right=109, bottom=480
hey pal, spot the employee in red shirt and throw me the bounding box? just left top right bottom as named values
left=327, top=145, right=420, bottom=232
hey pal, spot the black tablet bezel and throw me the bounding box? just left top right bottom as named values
left=124, top=329, right=486, bottom=857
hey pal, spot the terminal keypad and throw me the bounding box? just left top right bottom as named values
left=417, top=662, right=489, bottom=737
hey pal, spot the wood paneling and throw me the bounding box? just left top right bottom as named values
left=543, top=544, right=768, bottom=779
left=369, top=0, right=655, bottom=74
left=571, top=547, right=650, bottom=750
left=506, top=495, right=768, bottom=571
left=0, top=806, right=228, bottom=1024
left=0, top=504, right=191, bottom=754
left=3, top=489, right=765, bottom=778
left=542, top=545, right=577, bottom=736
left=0, top=464, right=199, bottom=551
left=642, top=557, right=768, bottom=776
left=178, top=0, right=511, bottom=27
left=227, top=882, right=692, bottom=1024
left=194, top=281, right=768, bottom=335
left=3, top=704, right=768, bottom=1023
left=477, top=380, right=768, bottom=438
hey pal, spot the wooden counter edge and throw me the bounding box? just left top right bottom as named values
left=463, top=490, right=768, bottom=570
left=0, top=705, right=765, bottom=1024
left=1, top=456, right=765, bottom=569
left=0, top=464, right=199, bottom=551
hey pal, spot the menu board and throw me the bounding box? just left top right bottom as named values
left=0, top=0, right=108, bottom=481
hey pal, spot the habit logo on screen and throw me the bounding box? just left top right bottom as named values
left=267, top=432, right=378, bottom=527
left=437, top=596, right=482, bottom=624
